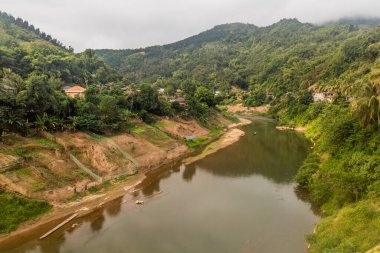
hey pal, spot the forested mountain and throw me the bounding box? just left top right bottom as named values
left=95, top=18, right=380, bottom=96
left=326, top=16, right=380, bottom=27
left=95, top=22, right=261, bottom=86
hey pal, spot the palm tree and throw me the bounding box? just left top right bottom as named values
left=67, top=116, right=80, bottom=132
left=351, top=80, right=380, bottom=127
left=6, top=112, right=24, bottom=132
left=35, top=113, right=49, bottom=132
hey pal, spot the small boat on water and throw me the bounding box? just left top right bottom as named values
left=253, top=132, right=257, bottom=135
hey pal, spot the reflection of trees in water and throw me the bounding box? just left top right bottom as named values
left=39, top=235, right=65, bottom=253
left=294, top=186, right=320, bottom=216
left=105, top=197, right=123, bottom=217
left=140, top=163, right=197, bottom=197
left=0, top=227, right=65, bottom=253
left=142, top=170, right=172, bottom=197
left=4, top=197, right=124, bottom=253
left=182, top=164, right=196, bottom=182
left=142, top=179, right=161, bottom=196
left=195, top=121, right=310, bottom=184
left=90, top=212, right=105, bottom=232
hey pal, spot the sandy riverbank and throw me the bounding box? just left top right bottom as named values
left=184, top=118, right=251, bottom=165
left=276, top=126, right=306, bottom=132
left=0, top=117, right=252, bottom=245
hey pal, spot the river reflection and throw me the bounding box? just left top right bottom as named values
left=1, top=119, right=319, bottom=253
left=194, top=121, right=310, bottom=182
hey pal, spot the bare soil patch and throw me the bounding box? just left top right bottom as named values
left=227, top=104, right=269, bottom=114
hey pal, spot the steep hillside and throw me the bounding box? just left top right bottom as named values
left=0, top=11, right=119, bottom=84
left=325, top=16, right=380, bottom=27
left=95, top=21, right=263, bottom=86
left=0, top=11, right=70, bottom=51
left=95, top=19, right=380, bottom=95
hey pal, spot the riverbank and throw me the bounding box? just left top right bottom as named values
left=184, top=118, right=251, bottom=165
left=1, top=116, right=318, bottom=253
left=227, top=103, right=269, bottom=115
left=0, top=116, right=251, bottom=246
left=275, top=125, right=306, bottom=132
left=278, top=102, right=380, bottom=252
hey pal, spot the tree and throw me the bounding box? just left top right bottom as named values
left=99, top=95, right=120, bottom=125
left=194, top=86, right=215, bottom=107
left=135, top=83, right=159, bottom=113
left=351, top=81, right=380, bottom=127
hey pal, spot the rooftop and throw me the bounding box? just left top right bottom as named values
left=65, top=86, right=86, bottom=93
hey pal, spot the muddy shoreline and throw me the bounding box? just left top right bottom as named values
left=0, top=118, right=251, bottom=248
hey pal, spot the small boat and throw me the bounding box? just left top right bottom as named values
left=253, top=132, right=257, bottom=135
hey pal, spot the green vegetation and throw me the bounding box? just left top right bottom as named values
left=307, top=200, right=380, bottom=253
left=95, top=19, right=380, bottom=109
left=285, top=102, right=380, bottom=251
left=185, top=137, right=209, bottom=148
left=32, top=137, right=60, bottom=149
left=1, top=8, right=380, bottom=250
left=0, top=192, right=51, bottom=233
left=87, top=180, right=111, bottom=194
left=222, top=112, right=240, bottom=123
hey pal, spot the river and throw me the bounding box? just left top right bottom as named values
left=3, top=118, right=319, bottom=253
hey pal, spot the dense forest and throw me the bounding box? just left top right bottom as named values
left=2, top=9, right=380, bottom=251
left=95, top=18, right=380, bottom=96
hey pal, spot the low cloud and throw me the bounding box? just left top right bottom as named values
left=2, top=0, right=380, bottom=51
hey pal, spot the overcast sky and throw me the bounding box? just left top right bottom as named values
left=1, top=0, right=380, bottom=52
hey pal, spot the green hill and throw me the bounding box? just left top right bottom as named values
left=95, top=18, right=380, bottom=94
left=325, top=16, right=380, bottom=27
left=0, top=11, right=118, bottom=84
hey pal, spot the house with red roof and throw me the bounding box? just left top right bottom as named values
left=64, top=86, right=86, bottom=98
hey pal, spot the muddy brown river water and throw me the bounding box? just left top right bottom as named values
left=2, top=118, right=319, bottom=253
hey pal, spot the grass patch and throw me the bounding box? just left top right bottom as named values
left=185, top=137, right=209, bottom=148
left=209, top=128, right=223, bottom=138
left=31, top=180, right=47, bottom=192
left=6, top=148, right=27, bottom=157
left=67, top=193, right=83, bottom=202
left=114, top=175, right=128, bottom=182
left=216, top=105, right=228, bottom=111
left=88, top=180, right=111, bottom=194
left=134, top=125, right=174, bottom=146
left=32, top=138, right=60, bottom=149
left=222, top=112, right=240, bottom=123
left=130, top=127, right=145, bottom=134
left=308, top=200, right=380, bottom=252
left=113, top=173, right=137, bottom=182
left=15, top=167, right=33, bottom=177
left=0, top=192, right=51, bottom=233
left=154, top=120, right=176, bottom=128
